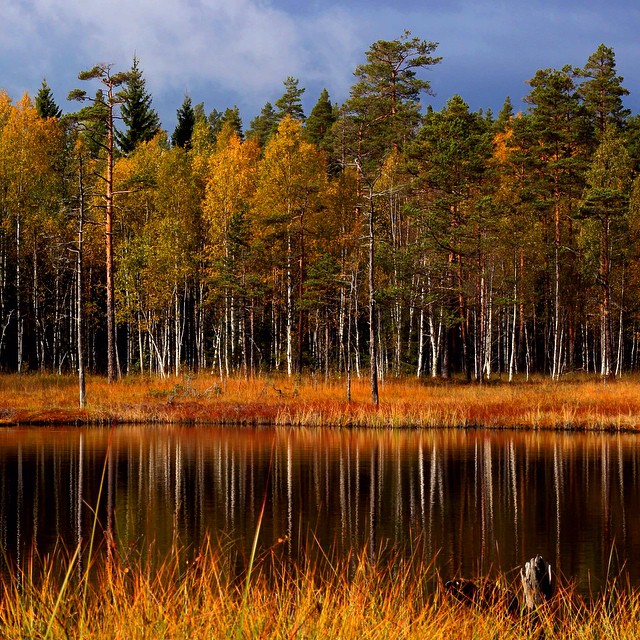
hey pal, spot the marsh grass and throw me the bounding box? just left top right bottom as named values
left=2, top=372, right=640, bottom=430
left=2, top=536, right=640, bottom=639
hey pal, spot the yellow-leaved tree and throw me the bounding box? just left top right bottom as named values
left=253, top=116, right=326, bottom=375
left=116, top=135, right=201, bottom=377
left=0, top=93, right=63, bottom=372
left=204, top=123, right=260, bottom=377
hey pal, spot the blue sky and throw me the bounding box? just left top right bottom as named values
left=1, top=0, right=639, bottom=133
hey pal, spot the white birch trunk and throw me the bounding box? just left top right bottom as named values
left=286, top=233, right=293, bottom=376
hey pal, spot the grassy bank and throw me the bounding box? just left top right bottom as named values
left=1, top=372, right=640, bottom=430
left=2, top=539, right=639, bottom=639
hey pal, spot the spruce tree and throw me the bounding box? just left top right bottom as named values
left=221, top=106, right=243, bottom=140
left=208, top=108, right=223, bottom=140
left=495, top=96, right=514, bottom=132
left=172, top=94, right=195, bottom=149
left=117, top=55, right=160, bottom=153
left=304, top=88, right=335, bottom=149
left=35, top=79, right=62, bottom=118
left=247, top=101, right=277, bottom=149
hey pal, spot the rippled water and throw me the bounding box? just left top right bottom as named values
left=1, top=425, right=638, bottom=591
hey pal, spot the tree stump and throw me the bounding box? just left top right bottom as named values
left=520, top=555, right=553, bottom=611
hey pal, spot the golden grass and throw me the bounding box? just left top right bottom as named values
left=2, top=538, right=640, bottom=639
left=2, top=371, right=640, bottom=430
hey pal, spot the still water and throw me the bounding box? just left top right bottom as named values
left=1, top=425, right=638, bottom=591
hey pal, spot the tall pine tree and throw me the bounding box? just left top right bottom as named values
left=69, top=63, right=133, bottom=382
left=275, top=76, right=305, bottom=122
left=579, top=44, right=629, bottom=137
left=339, top=30, right=441, bottom=403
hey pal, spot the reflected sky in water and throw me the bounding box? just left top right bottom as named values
left=0, top=426, right=638, bottom=592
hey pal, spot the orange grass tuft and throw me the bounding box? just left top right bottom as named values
left=2, top=537, right=640, bottom=639
left=2, top=372, right=640, bottom=430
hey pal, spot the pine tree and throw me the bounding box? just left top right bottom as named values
left=341, top=29, right=441, bottom=172
left=172, top=94, right=195, bottom=149
left=417, top=95, right=492, bottom=381
left=580, top=127, right=632, bottom=377
left=116, top=55, right=160, bottom=153
left=579, top=44, right=630, bottom=136
left=339, top=30, right=441, bottom=403
left=522, top=65, right=589, bottom=378
left=74, top=89, right=109, bottom=159
left=275, top=76, right=305, bottom=122
left=35, top=79, right=62, bottom=119
left=69, top=63, right=133, bottom=382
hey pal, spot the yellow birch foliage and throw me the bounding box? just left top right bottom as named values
left=203, top=123, right=260, bottom=269
left=252, top=116, right=326, bottom=259
left=116, top=137, right=200, bottom=319
left=0, top=93, right=64, bottom=246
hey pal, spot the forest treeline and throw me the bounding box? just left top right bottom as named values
left=2, top=32, right=640, bottom=397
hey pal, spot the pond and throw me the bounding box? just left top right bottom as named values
left=1, top=425, right=638, bottom=592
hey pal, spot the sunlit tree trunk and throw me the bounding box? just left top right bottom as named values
left=367, top=191, right=379, bottom=406
left=600, top=213, right=612, bottom=378
left=616, top=268, right=624, bottom=377
left=417, top=280, right=425, bottom=378
left=286, top=231, right=293, bottom=376
left=16, top=210, right=23, bottom=373
left=77, top=156, right=86, bottom=407
left=33, top=241, right=43, bottom=371
left=297, top=211, right=305, bottom=373
left=509, top=253, right=518, bottom=383
left=105, top=99, right=117, bottom=382
left=0, top=230, right=10, bottom=362
left=552, top=190, right=562, bottom=380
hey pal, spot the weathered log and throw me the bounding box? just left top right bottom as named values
left=520, top=555, right=553, bottom=611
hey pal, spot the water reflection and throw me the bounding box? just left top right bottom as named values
left=0, top=426, right=638, bottom=592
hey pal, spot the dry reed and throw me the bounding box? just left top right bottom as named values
left=2, top=372, right=640, bottom=430
left=2, top=537, right=640, bottom=639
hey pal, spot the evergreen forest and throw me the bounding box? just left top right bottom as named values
left=2, top=33, right=640, bottom=393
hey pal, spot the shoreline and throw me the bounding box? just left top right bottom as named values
left=1, top=372, right=640, bottom=431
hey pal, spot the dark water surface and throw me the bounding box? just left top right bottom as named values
left=1, top=425, right=638, bottom=592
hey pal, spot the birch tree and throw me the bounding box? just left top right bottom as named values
left=253, top=116, right=326, bottom=374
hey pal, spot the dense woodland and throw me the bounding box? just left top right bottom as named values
left=2, top=32, right=640, bottom=399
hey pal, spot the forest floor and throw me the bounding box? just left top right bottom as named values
left=2, top=371, right=640, bottom=430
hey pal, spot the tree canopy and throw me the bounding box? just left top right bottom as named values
left=1, top=36, right=640, bottom=392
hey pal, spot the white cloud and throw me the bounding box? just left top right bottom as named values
left=1, top=0, right=357, bottom=98
left=2, top=0, right=639, bottom=127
